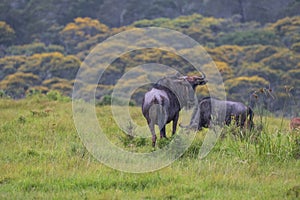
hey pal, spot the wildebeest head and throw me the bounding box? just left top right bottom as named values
left=176, top=74, right=207, bottom=108
left=180, top=75, right=207, bottom=90
left=154, top=73, right=207, bottom=109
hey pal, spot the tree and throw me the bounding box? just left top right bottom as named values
left=216, top=30, right=281, bottom=46
left=225, top=76, right=269, bottom=103
left=0, top=21, right=15, bottom=45
left=0, top=72, right=40, bottom=98
left=59, top=17, right=109, bottom=54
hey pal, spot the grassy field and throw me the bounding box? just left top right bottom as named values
left=0, top=95, right=299, bottom=199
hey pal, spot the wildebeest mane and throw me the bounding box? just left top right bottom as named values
left=155, top=76, right=196, bottom=109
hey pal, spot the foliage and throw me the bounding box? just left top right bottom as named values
left=0, top=72, right=41, bottom=98
left=0, top=89, right=8, bottom=98
left=291, top=42, right=300, bottom=53
left=238, top=63, right=279, bottom=83
left=14, top=52, right=80, bottom=81
left=0, top=55, right=26, bottom=79
left=0, top=14, right=299, bottom=113
left=268, top=16, right=300, bottom=47
left=133, top=14, right=224, bottom=46
left=59, top=17, right=109, bottom=54
left=97, top=94, right=135, bottom=106
left=1, top=0, right=299, bottom=45
left=0, top=52, right=80, bottom=98
left=225, top=76, right=269, bottom=102
left=0, top=21, right=15, bottom=46
left=214, top=61, right=233, bottom=80
left=208, top=45, right=244, bottom=66
left=243, top=45, right=278, bottom=63
left=46, top=90, right=71, bottom=102
left=216, top=30, right=281, bottom=46
left=6, top=43, right=65, bottom=56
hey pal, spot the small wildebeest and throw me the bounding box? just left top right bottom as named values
left=182, top=97, right=254, bottom=130
left=142, top=73, right=207, bottom=147
left=290, top=117, right=300, bottom=130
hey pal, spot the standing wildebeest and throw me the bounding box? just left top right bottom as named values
left=142, top=74, right=207, bottom=147
left=182, top=97, right=254, bottom=130
left=290, top=117, right=300, bottom=130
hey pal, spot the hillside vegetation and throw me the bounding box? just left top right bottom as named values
left=1, top=0, right=300, bottom=44
left=1, top=13, right=300, bottom=115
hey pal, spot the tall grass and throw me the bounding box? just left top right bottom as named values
left=0, top=95, right=299, bottom=199
left=247, top=86, right=300, bottom=162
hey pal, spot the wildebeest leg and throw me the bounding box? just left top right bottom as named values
left=172, top=113, right=179, bottom=135
left=160, top=126, right=166, bottom=138
left=240, top=113, right=246, bottom=128
left=235, top=115, right=240, bottom=127
left=152, top=134, right=157, bottom=147
left=225, top=115, right=231, bottom=126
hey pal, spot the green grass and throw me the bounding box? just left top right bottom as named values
left=0, top=96, right=299, bottom=199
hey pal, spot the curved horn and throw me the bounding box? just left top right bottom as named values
left=200, top=72, right=206, bottom=79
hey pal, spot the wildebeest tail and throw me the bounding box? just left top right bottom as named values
left=149, top=103, right=167, bottom=130
left=247, top=107, right=253, bottom=120
left=247, top=107, right=254, bottom=129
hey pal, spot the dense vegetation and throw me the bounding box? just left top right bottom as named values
left=1, top=13, right=300, bottom=115
left=1, top=0, right=300, bottom=44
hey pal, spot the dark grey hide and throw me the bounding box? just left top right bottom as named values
left=184, top=97, right=254, bottom=130
left=142, top=74, right=207, bottom=147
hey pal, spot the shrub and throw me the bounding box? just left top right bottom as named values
left=216, top=30, right=281, bottom=46
left=59, top=17, right=109, bottom=54
left=46, top=90, right=70, bottom=102
left=7, top=43, right=47, bottom=56
left=0, top=21, right=15, bottom=46
left=0, top=72, right=41, bottom=98
left=243, top=45, right=278, bottom=62
left=6, top=43, right=66, bottom=56
left=291, top=42, right=300, bottom=53
left=261, top=49, right=300, bottom=71
left=269, top=16, right=300, bottom=47
left=0, top=90, right=8, bottom=98
left=225, top=76, right=269, bottom=103
left=97, top=95, right=135, bottom=106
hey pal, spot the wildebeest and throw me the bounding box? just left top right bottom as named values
left=142, top=73, right=207, bottom=147
left=182, top=97, right=254, bottom=130
left=290, top=117, right=300, bottom=130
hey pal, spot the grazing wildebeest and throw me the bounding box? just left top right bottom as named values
left=142, top=74, right=207, bottom=147
left=290, top=117, right=300, bottom=130
left=182, top=97, right=254, bottom=130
